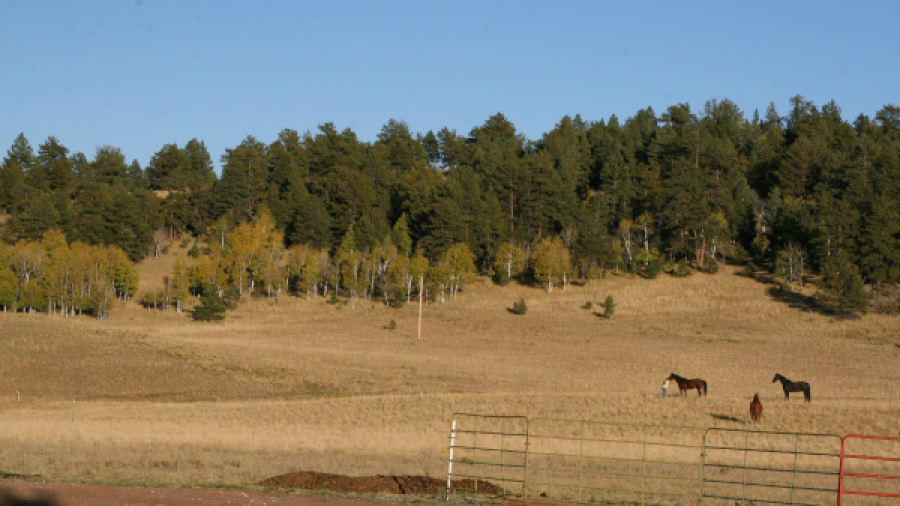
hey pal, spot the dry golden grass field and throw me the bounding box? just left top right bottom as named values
left=1, top=247, right=899, bottom=496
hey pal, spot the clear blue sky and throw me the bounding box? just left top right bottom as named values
left=2, top=1, right=898, bottom=173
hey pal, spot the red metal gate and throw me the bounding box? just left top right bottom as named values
left=838, top=434, right=900, bottom=505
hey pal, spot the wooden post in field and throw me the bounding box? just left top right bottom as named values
left=417, top=275, right=424, bottom=340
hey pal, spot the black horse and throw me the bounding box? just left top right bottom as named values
left=772, top=373, right=811, bottom=402
left=667, top=373, right=708, bottom=397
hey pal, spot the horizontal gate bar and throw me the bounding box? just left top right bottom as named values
left=528, top=453, right=703, bottom=472
left=704, top=445, right=839, bottom=457
left=454, top=413, right=528, bottom=419
left=526, top=451, right=700, bottom=466
left=527, top=467, right=700, bottom=482
left=702, top=478, right=837, bottom=493
left=841, top=471, right=900, bottom=480
left=453, top=429, right=528, bottom=437
left=450, top=473, right=525, bottom=484
left=526, top=482, right=698, bottom=498
left=528, top=434, right=701, bottom=449
left=705, top=428, right=842, bottom=438
left=451, top=445, right=527, bottom=454
left=703, top=494, right=827, bottom=506
left=839, top=489, right=900, bottom=498
left=530, top=417, right=700, bottom=431
left=703, top=463, right=840, bottom=475
left=451, top=460, right=526, bottom=469
left=842, top=453, right=900, bottom=462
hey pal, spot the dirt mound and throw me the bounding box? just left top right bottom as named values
left=259, top=471, right=504, bottom=495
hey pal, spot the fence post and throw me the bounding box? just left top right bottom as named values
left=446, top=418, right=456, bottom=499
left=790, top=433, right=799, bottom=505
left=837, top=436, right=846, bottom=506
left=500, top=417, right=506, bottom=494
left=522, top=418, right=530, bottom=499
left=577, top=419, right=585, bottom=504
left=473, top=416, right=479, bottom=494
left=741, top=431, right=750, bottom=503
left=700, top=429, right=708, bottom=506
left=640, top=425, right=647, bottom=506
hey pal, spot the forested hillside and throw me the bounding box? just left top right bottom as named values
left=1, top=96, right=898, bottom=317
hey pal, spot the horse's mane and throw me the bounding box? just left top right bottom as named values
left=669, top=373, right=686, bottom=381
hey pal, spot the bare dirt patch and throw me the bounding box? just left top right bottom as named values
left=259, top=471, right=503, bottom=495
left=0, top=472, right=501, bottom=506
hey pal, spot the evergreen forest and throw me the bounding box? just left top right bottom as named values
left=2, top=96, right=899, bottom=318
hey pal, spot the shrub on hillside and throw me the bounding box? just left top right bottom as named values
left=641, top=258, right=664, bottom=279
left=730, top=245, right=751, bottom=265
left=494, top=270, right=511, bottom=286
left=511, top=299, right=527, bottom=315
left=672, top=260, right=692, bottom=278
left=387, top=290, right=405, bottom=309
left=737, top=262, right=758, bottom=277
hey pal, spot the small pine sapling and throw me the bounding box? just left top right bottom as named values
left=603, top=295, right=615, bottom=318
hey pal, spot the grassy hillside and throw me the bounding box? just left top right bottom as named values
left=0, top=253, right=898, bottom=486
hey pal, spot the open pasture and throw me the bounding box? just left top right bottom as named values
left=1, top=266, right=899, bottom=488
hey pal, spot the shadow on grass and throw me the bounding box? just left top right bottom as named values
left=739, top=267, right=853, bottom=317
left=709, top=413, right=744, bottom=424
left=0, top=490, right=59, bottom=506
left=764, top=285, right=833, bottom=315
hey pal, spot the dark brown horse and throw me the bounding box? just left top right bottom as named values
left=750, top=394, right=763, bottom=423
left=773, top=373, right=811, bottom=402
left=667, top=373, right=708, bottom=396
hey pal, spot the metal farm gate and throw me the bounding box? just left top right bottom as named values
left=447, top=414, right=705, bottom=505
left=524, top=417, right=705, bottom=505
left=446, top=415, right=899, bottom=506
left=701, top=428, right=842, bottom=505
left=446, top=414, right=529, bottom=496
left=838, top=434, right=900, bottom=505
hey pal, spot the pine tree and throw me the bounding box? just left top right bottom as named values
left=817, top=253, right=868, bottom=317
left=191, top=290, right=228, bottom=321
left=390, top=213, right=413, bottom=258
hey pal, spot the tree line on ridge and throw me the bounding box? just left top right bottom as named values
left=1, top=96, right=898, bottom=318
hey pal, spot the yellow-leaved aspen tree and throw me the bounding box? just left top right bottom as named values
left=442, top=243, right=476, bottom=300
left=408, top=247, right=430, bottom=304
left=492, top=241, right=526, bottom=281
left=531, top=236, right=570, bottom=293
left=336, top=223, right=362, bottom=307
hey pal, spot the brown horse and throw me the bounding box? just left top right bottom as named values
left=750, top=394, right=763, bottom=423
left=667, top=373, right=708, bottom=396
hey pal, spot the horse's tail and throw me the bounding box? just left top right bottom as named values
left=703, top=380, right=708, bottom=396
left=805, top=386, right=811, bottom=402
